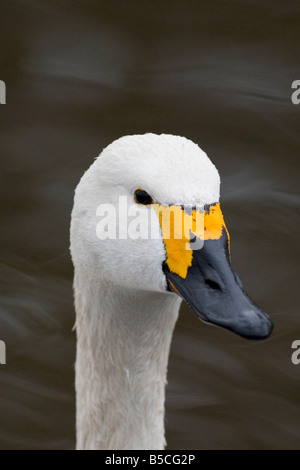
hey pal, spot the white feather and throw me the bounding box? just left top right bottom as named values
left=70, top=133, right=220, bottom=450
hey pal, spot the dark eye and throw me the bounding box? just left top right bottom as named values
left=134, top=189, right=153, bottom=205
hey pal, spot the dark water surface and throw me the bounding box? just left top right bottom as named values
left=0, top=1, right=299, bottom=449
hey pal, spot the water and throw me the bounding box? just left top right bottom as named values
left=0, top=0, right=299, bottom=449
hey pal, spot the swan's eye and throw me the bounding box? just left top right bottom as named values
left=134, top=189, right=153, bottom=205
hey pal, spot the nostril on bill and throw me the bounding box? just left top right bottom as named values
left=205, top=279, right=222, bottom=291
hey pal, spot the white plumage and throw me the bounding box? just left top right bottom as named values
left=70, top=133, right=220, bottom=450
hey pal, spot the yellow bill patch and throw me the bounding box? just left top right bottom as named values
left=154, top=203, right=229, bottom=279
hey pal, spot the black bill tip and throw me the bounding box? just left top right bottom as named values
left=198, top=306, right=274, bottom=340
left=165, top=227, right=273, bottom=340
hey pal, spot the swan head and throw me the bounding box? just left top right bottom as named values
left=71, top=133, right=273, bottom=339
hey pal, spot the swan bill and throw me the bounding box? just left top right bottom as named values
left=163, top=220, right=273, bottom=340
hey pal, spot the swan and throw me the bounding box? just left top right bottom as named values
left=70, top=133, right=273, bottom=450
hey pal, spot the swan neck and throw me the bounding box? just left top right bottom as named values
left=75, top=274, right=180, bottom=450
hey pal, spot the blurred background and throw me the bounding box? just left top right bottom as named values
left=0, top=0, right=299, bottom=449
